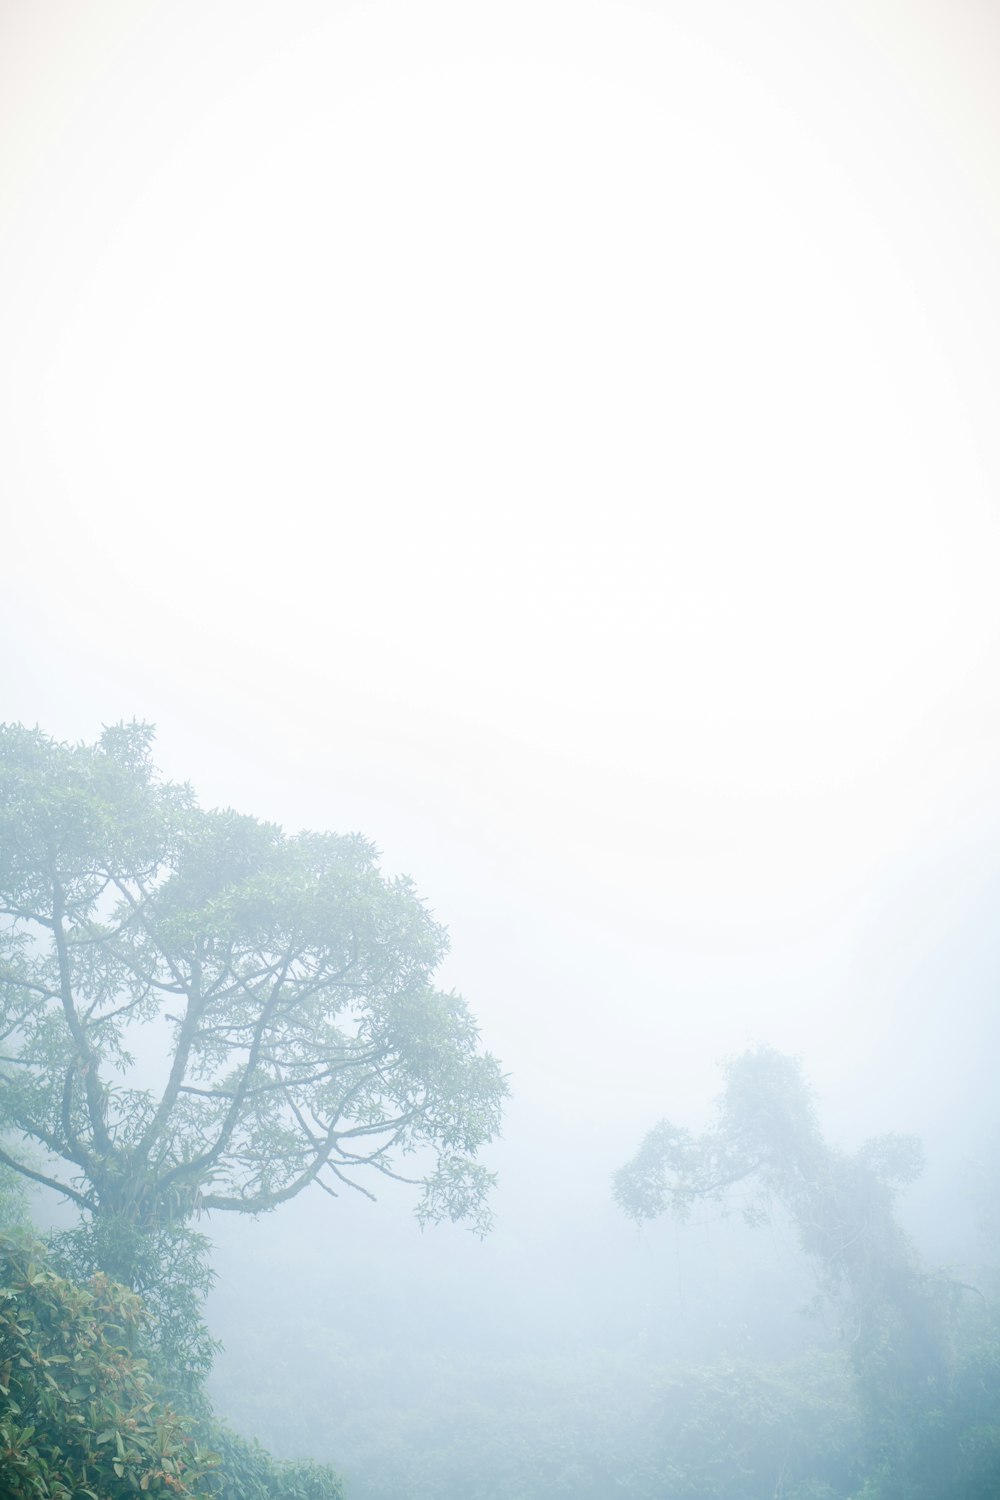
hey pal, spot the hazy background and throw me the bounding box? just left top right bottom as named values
left=3, top=0, right=1000, bottom=1486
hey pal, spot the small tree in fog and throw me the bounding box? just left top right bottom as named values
left=615, top=1048, right=981, bottom=1498
left=614, top=1047, right=927, bottom=1306
left=0, top=723, right=506, bottom=1324
left=614, top=1047, right=938, bottom=1376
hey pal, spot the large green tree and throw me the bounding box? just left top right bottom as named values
left=0, top=722, right=506, bottom=1264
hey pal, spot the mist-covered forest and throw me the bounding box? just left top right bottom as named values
left=3, top=729, right=1000, bottom=1500
left=4, top=2, right=1000, bottom=1498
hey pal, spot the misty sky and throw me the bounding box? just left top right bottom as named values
left=3, top=0, right=1000, bottom=1169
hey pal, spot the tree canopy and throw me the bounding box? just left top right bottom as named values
left=0, top=723, right=506, bottom=1245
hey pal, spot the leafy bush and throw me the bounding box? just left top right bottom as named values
left=198, top=1420, right=346, bottom=1500
left=0, top=1231, right=218, bottom=1498
left=49, top=1218, right=219, bottom=1407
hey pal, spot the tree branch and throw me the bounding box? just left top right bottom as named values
left=0, top=1142, right=92, bottom=1211
left=132, top=953, right=202, bottom=1164
left=200, top=1116, right=342, bottom=1214
left=155, top=957, right=294, bottom=1193
left=50, top=876, right=110, bottom=1158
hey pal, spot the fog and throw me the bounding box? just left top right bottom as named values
left=2, top=2, right=1000, bottom=1497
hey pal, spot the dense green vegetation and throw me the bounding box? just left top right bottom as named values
left=213, top=1334, right=864, bottom=1500
left=0, top=1232, right=346, bottom=1500
left=0, top=1231, right=217, bottom=1499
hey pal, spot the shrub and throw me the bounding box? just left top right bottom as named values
left=198, top=1419, right=346, bottom=1500
left=0, top=1231, right=218, bottom=1498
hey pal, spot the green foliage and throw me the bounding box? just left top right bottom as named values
left=614, top=1048, right=932, bottom=1347
left=0, top=1230, right=342, bottom=1500
left=0, top=1158, right=29, bottom=1229
left=643, top=1351, right=860, bottom=1500
left=615, top=1048, right=1000, bottom=1499
left=212, top=1329, right=861, bottom=1500
left=198, top=1421, right=345, bottom=1500
left=849, top=1299, right=1000, bottom=1500
left=0, top=1230, right=217, bottom=1498
left=0, top=720, right=506, bottom=1242
left=214, top=1340, right=659, bottom=1500
left=49, top=1218, right=219, bottom=1406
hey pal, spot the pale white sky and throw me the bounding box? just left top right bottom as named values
left=2, top=0, right=1000, bottom=1146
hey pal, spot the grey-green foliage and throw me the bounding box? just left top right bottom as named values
left=846, top=1295, right=1000, bottom=1500
left=0, top=1158, right=28, bottom=1229
left=198, top=1421, right=345, bottom=1500
left=615, top=1048, right=931, bottom=1340
left=213, top=1334, right=860, bottom=1500
left=615, top=1046, right=1000, bottom=1497
left=642, top=1352, right=860, bottom=1500
left=0, top=722, right=506, bottom=1266
left=215, top=1339, right=655, bottom=1500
